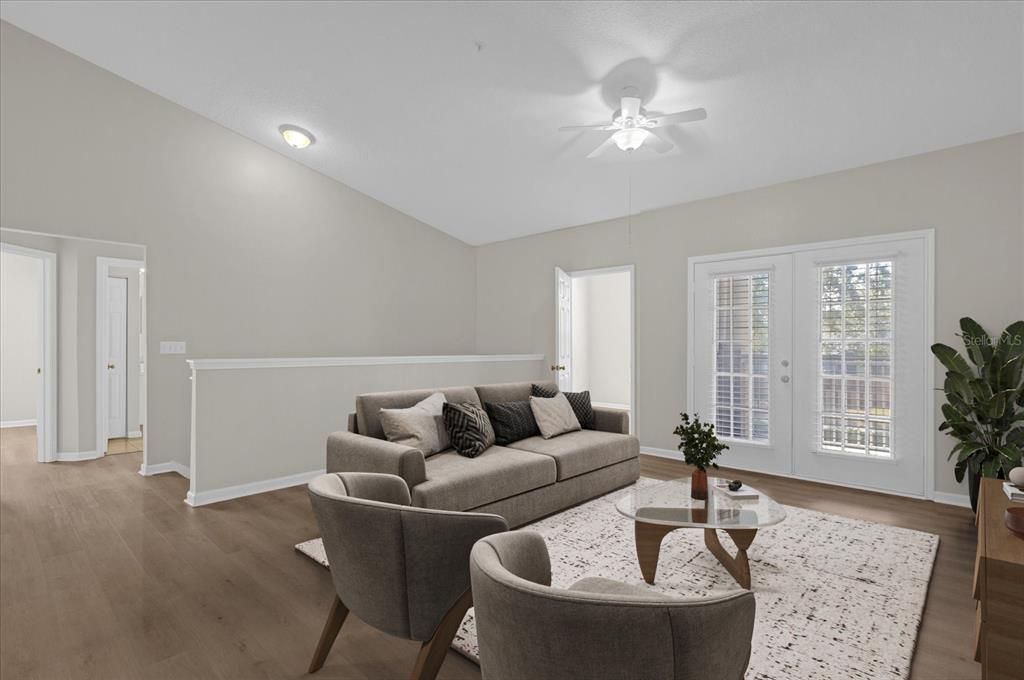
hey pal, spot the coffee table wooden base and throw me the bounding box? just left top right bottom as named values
left=634, top=522, right=757, bottom=589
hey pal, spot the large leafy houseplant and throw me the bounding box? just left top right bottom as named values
left=931, top=317, right=1024, bottom=511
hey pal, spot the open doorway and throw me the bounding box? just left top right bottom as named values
left=555, top=265, right=635, bottom=433
left=0, top=243, right=56, bottom=463
left=97, top=258, right=146, bottom=458
left=1, top=228, right=146, bottom=468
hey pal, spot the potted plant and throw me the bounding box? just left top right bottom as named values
left=673, top=412, right=729, bottom=500
left=931, top=317, right=1024, bottom=512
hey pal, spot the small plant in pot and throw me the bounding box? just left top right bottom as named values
left=931, top=317, right=1024, bottom=512
left=674, top=412, right=729, bottom=500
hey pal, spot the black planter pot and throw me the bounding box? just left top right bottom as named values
left=968, top=467, right=981, bottom=513
left=968, top=465, right=1006, bottom=513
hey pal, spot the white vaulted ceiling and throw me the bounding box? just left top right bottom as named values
left=2, top=1, right=1021, bottom=244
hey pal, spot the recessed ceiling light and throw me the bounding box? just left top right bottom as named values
left=279, top=124, right=314, bottom=149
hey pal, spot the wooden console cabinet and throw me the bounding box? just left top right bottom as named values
left=973, top=478, right=1024, bottom=679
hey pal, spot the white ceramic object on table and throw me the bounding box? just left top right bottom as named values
left=1008, top=466, right=1024, bottom=489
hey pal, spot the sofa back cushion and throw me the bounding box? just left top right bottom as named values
left=475, top=381, right=557, bottom=404
left=356, top=386, right=481, bottom=439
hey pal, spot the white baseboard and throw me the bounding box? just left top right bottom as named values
left=55, top=450, right=101, bottom=462
left=931, top=491, right=971, bottom=508
left=185, top=468, right=325, bottom=508
left=128, top=430, right=143, bottom=439
left=139, top=461, right=190, bottom=479
left=639, top=447, right=970, bottom=508
left=640, top=446, right=679, bottom=459
left=1, top=419, right=37, bottom=428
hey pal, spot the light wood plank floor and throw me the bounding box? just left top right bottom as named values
left=0, top=426, right=978, bottom=679
left=106, top=436, right=144, bottom=455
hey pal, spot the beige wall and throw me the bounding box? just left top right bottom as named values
left=476, top=134, right=1024, bottom=497
left=190, top=358, right=546, bottom=502
left=570, top=271, right=631, bottom=406
left=0, top=22, right=478, bottom=468
left=0, top=250, right=41, bottom=424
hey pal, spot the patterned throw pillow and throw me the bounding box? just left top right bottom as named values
left=485, top=400, right=540, bottom=445
left=442, top=402, right=496, bottom=458
left=531, top=384, right=596, bottom=430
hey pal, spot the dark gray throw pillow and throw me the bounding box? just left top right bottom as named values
left=442, top=402, right=496, bottom=458
left=531, top=384, right=596, bottom=430
left=485, top=400, right=540, bottom=445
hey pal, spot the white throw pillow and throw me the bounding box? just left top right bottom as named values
left=529, top=393, right=582, bottom=439
left=379, top=392, right=450, bottom=456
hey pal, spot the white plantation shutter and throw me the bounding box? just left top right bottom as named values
left=712, top=271, right=771, bottom=443
left=816, top=260, right=894, bottom=457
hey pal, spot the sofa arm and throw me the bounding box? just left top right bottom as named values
left=593, top=406, right=629, bottom=434
left=326, top=431, right=427, bottom=489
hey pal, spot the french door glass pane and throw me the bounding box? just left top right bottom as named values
left=713, top=272, right=770, bottom=443
left=818, top=261, right=893, bottom=458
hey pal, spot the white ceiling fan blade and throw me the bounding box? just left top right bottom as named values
left=645, top=129, right=674, bottom=153
left=586, top=135, right=618, bottom=158
left=621, top=96, right=641, bottom=120
left=559, top=124, right=617, bottom=132
left=647, top=107, right=707, bottom=127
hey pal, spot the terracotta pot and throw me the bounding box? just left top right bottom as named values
left=691, top=469, right=708, bottom=500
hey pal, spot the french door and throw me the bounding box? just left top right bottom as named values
left=690, top=232, right=931, bottom=497
left=692, top=255, right=794, bottom=475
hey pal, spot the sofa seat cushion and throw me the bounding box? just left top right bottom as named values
left=507, top=430, right=640, bottom=481
left=412, top=446, right=557, bottom=511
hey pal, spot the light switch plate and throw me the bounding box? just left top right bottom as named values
left=160, top=341, right=186, bottom=355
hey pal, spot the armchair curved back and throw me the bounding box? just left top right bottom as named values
left=308, top=472, right=508, bottom=642
left=469, top=530, right=756, bottom=680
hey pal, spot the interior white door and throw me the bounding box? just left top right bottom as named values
left=692, top=255, right=793, bottom=474
left=555, top=267, right=572, bottom=390
left=791, top=236, right=929, bottom=496
left=106, top=276, right=128, bottom=439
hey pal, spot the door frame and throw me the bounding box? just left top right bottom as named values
left=555, top=264, right=636, bottom=435
left=686, top=229, right=935, bottom=500
left=0, top=242, right=57, bottom=463
left=96, top=256, right=146, bottom=460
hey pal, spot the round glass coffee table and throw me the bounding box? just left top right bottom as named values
left=615, top=477, right=786, bottom=588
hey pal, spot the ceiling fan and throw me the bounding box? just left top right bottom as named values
left=560, top=96, right=706, bottom=158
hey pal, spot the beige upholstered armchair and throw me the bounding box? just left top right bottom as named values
left=469, top=530, right=756, bottom=680
left=306, top=472, right=508, bottom=679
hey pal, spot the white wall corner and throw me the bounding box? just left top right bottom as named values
left=184, top=468, right=325, bottom=507
left=138, top=461, right=190, bottom=479
left=55, top=450, right=101, bottom=462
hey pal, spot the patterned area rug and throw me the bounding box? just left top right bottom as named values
left=295, top=478, right=938, bottom=680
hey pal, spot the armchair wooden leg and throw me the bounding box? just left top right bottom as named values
left=409, top=589, right=473, bottom=680
left=308, top=595, right=349, bottom=673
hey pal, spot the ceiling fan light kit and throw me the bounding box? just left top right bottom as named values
left=612, top=127, right=650, bottom=151
left=560, top=94, right=706, bottom=157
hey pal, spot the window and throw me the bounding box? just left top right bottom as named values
left=713, top=272, right=770, bottom=442
left=818, top=261, right=893, bottom=457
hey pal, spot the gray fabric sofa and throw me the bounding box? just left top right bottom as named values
left=469, top=530, right=756, bottom=680
left=327, top=381, right=640, bottom=528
